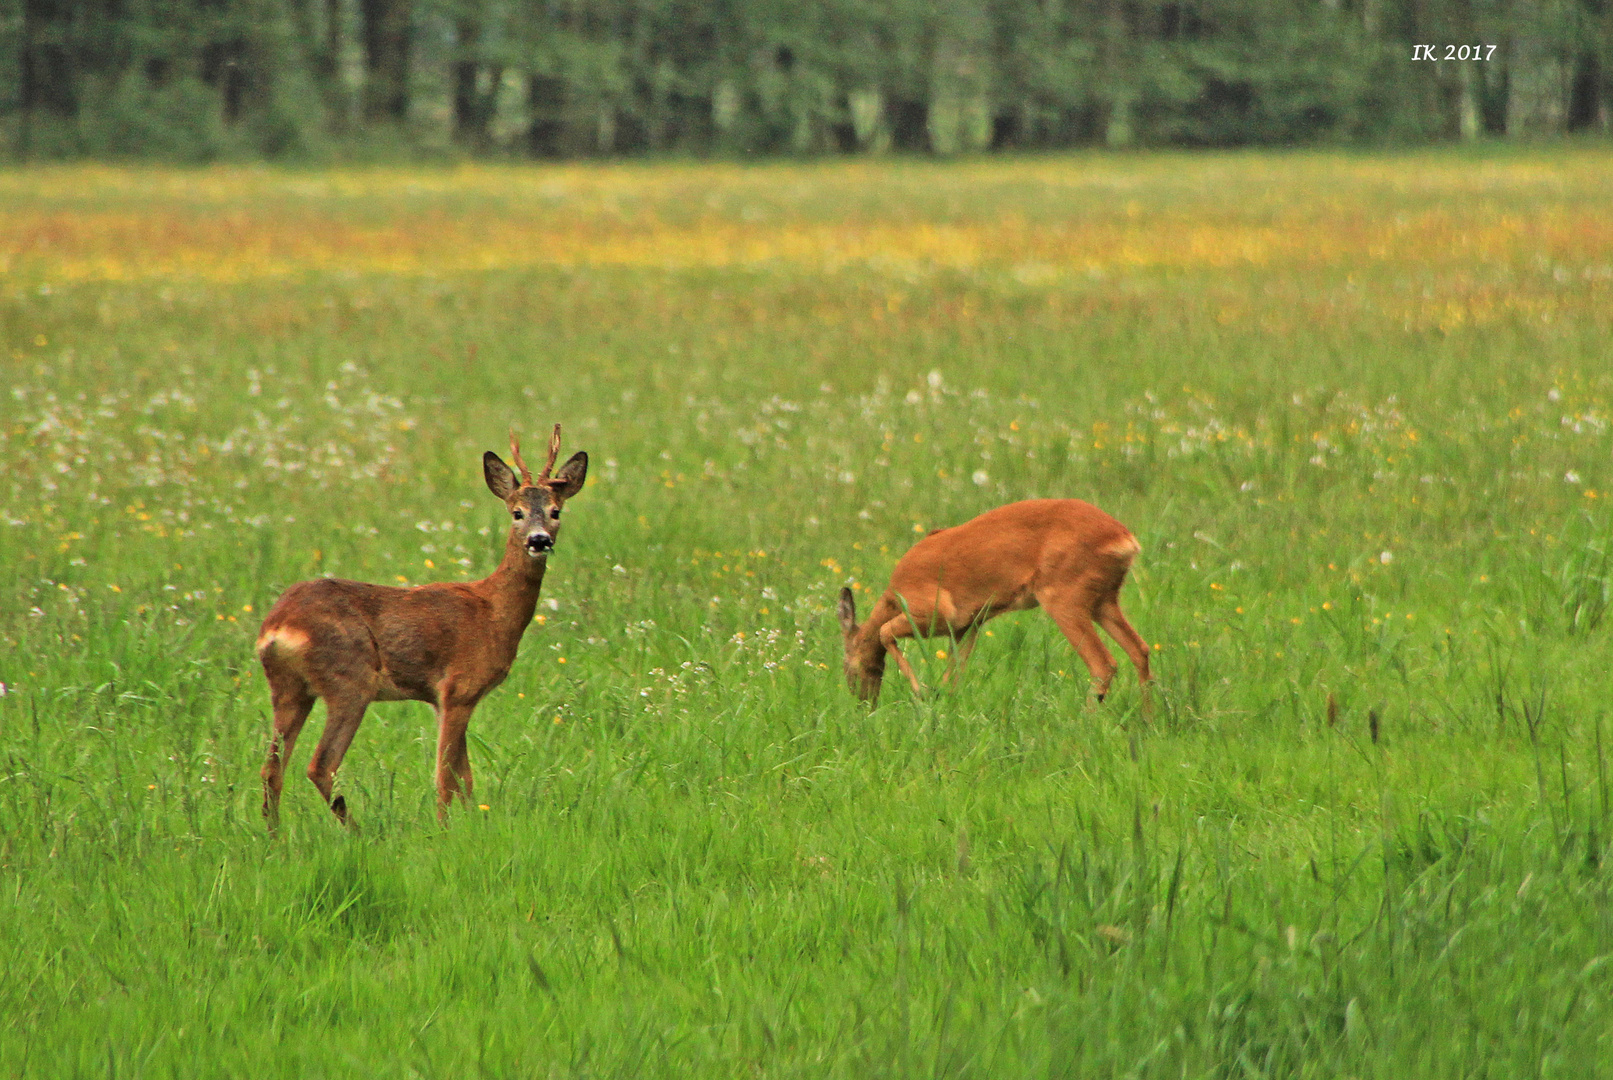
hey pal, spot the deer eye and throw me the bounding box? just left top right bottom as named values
left=512, top=510, right=524, bottom=520
left=551, top=507, right=561, bottom=519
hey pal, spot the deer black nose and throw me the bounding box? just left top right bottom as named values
left=526, top=532, right=554, bottom=554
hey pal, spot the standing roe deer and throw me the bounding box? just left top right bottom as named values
left=836, top=499, right=1151, bottom=710
left=257, top=426, right=587, bottom=829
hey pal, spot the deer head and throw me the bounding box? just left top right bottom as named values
left=837, top=587, right=886, bottom=703
left=483, top=425, right=588, bottom=559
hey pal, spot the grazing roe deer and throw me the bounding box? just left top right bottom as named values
left=836, top=499, right=1151, bottom=710
left=257, top=426, right=587, bottom=829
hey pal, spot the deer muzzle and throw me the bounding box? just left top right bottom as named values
left=525, top=531, right=554, bottom=555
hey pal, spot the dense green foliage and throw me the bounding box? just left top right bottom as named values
left=2, top=152, right=1613, bottom=1074
left=4, top=0, right=1611, bottom=160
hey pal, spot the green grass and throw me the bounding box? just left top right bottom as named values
left=2, top=152, right=1613, bottom=1077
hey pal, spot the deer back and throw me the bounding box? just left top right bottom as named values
left=885, top=499, right=1137, bottom=624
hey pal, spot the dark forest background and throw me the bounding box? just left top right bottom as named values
left=5, top=0, right=1610, bottom=160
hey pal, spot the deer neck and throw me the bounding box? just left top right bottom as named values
left=480, top=533, right=548, bottom=637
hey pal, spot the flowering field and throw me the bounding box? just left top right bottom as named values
left=2, top=152, right=1612, bottom=1076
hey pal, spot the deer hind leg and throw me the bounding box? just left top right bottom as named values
left=434, top=702, right=477, bottom=819
left=305, top=689, right=371, bottom=826
left=261, top=678, right=315, bottom=831
left=1036, top=585, right=1119, bottom=704
left=1096, top=598, right=1153, bottom=718
left=877, top=614, right=925, bottom=695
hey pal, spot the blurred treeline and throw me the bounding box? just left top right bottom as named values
left=4, top=0, right=1610, bottom=160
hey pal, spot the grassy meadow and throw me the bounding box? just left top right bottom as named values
left=2, top=151, right=1612, bottom=1077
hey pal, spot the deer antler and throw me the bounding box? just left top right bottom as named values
left=538, top=424, right=562, bottom=483
left=508, top=427, right=534, bottom=487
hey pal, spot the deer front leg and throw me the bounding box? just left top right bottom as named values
left=434, top=701, right=477, bottom=819
left=877, top=614, right=925, bottom=695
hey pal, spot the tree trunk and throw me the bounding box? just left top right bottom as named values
left=19, top=0, right=78, bottom=154
left=1458, top=61, right=1481, bottom=141
left=454, top=16, right=477, bottom=148
left=453, top=12, right=499, bottom=148
left=527, top=72, right=565, bottom=157
left=201, top=39, right=249, bottom=125
left=1101, top=0, right=1135, bottom=147
left=360, top=0, right=410, bottom=122
left=301, top=0, right=349, bottom=131
left=1505, top=33, right=1568, bottom=136
left=1567, top=53, right=1603, bottom=132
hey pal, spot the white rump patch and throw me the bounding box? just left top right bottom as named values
left=1099, top=534, right=1142, bottom=561
left=256, top=626, right=311, bottom=658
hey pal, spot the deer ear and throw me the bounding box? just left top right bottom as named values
left=837, top=587, right=857, bottom=634
left=548, top=451, right=588, bottom=499
left=484, top=451, right=519, bottom=501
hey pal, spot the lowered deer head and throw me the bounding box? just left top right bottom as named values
left=837, top=588, right=887, bottom=703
